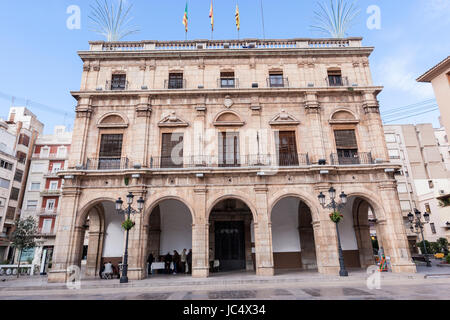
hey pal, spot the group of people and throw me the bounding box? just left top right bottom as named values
left=147, top=249, right=192, bottom=275
left=100, top=261, right=119, bottom=279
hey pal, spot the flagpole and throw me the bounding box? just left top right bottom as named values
left=260, top=0, right=266, bottom=39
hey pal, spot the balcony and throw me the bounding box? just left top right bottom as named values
left=85, top=157, right=129, bottom=170
left=44, top=170, right=64, bottom=177
left=164, top=79, right=186, bottom=89
left=40, top=189, right=61, bottom=196
left=38, top=209, right=58, bottom=217
left=32, top=153, right=67, bottom=160
left=149, top=154, right=310, bottom=169
left=105, top=80, right=129, bottom=91
left=330, top=152, right=374, bottom=165
left=267, top=77, right=289, bottom=88
left=218, top=78, right=239, bottom=89
left=326, top=76, right=349, bottom=87
left=36, top=228, right=56, bottom=237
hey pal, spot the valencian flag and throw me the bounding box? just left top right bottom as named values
left=182, top=2, right=188, bottom=32
left=209, top=1, right=214, bottom=31
left=235, top=4, right=240, bottom=31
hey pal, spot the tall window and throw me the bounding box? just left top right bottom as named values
left=220, top=72, right=235, bottom=88
left=27, top=200, right=38, bottom=211
left=327, top=69, right=343, bottom=86
left=168, top=73, right=184, bottom=89
left=10, top=187, right=19, bottom=201
left=18, top=134, right=30, bottom=147
left=111, top=74, right=127, bottom=90
left=0, top=178, right=10, bottom=189
left=219, top=132, right=240, bottom=167
left=98, top=134, right=123, bottom=169
left=334, top=130, right=359, bottom=164
left=14, top=169, right=23, bottom=183
left=0, top=159, right=13, bottom=171
left=275, top=131, right=299, bottom=166
left=430, top=223, right=436, bottom=234
left=161, top=133, right=184, bottom=168
left=268, top=71, right=284, bottom=88
left=16, top=151, right=27, bottom=164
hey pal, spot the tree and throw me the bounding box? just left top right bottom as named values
left=416, top=240, right=432, bottom=255
left=310, top=0, right=360, bottom=38
left=11, top=217, right=38, bottom=278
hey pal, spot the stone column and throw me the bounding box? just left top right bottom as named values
left=298, top=202, right=317, bottom=269
left=363, top=91, right=388, bottom=161
left=313, top=209, right=341, bottom=275
left=192, top=188, right=209, bottom=278
left=377, top=183, right=416, bottom=273
left=354, top=225, right=375, bottom=268
left=244, top=218, right=254, bottom=271
left=85, top=231, right=104, bottom=277
left=48, top=184, right=82, bottom=283
left=304, top=93, right=325, bottom=163
left=69, top=97, right=92, bottom=169
left=254, top=186, right=274, bottom=276
left=134, top=95, right=152, bottom=168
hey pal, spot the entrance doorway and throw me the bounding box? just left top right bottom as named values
left=209, top=199, right=254, bottom=273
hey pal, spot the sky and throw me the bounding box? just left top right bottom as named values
left=0, top=0, right=449, bottom=134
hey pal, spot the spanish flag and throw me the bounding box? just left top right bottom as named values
left=182, top=2, right=188, bottom=32
left=209, top=1, right=214, bottom=31
left=235, top=4, right=240, bottom=31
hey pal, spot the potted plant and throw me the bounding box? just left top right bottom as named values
left=329, top=211, right=344, bottom=223
left=121, top=218, right=135, bottom=231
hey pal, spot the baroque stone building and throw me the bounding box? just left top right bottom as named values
left=49, top=37, right=416, bottom=283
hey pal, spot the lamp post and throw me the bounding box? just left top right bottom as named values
left=318, top=187, right=349, bottom=277
left=115, top=192, right=145, bottom=283
left=408, top=209, right=431, bottom=267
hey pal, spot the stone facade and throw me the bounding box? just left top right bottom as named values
left=48, top=38, right=416, bottom=283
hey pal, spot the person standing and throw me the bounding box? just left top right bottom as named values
left=147, top=253, right=154, bottom=276
left=209, top=248, right=214, bottom=273
left=187, top=249, right=192, bottom=274
left=173, top=250, right=180, bottom=275
left=181, top=249, right=187, bottom=274
left=164, top=252, right=172, bottom=274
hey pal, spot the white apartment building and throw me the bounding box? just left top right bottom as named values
left=384, top=124, right=450, bottom=249
left=0, top=107, right=43, bottom=263
left=21, top=126, right=71, bottom=274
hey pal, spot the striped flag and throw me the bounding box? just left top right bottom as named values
left=182, top=2, right=188, bottom=32
left=209, top=1, right=214, bottom=31
left=235, top=4, right=240, bottom=31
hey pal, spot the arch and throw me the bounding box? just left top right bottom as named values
left=213, top=110, right=245, bottom=127
left=329, top=109, right=359, bottom=124
left=144, top=195, right=195, bottom=226
left=345, top=191, right=386, bottom=222
left=268, top=191, right=320, bottom=223
left=97, top=112, right=129, bottom=128
left=75, top=197, right=116, bottom=228
left=206, top=194, right=258, bottom=222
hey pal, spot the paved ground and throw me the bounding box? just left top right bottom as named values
left=1, top=261, right=449, bottom=300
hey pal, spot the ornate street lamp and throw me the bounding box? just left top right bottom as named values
left=318, top=187, right=348, bottom=277
left=408, top=209, right=432, bottom=267
left=116, top=192, right=145, bottom=283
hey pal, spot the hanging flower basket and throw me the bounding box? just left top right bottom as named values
left=329, top=211, right=344, bottom=223
left=122, top=219, right=135, bottom=231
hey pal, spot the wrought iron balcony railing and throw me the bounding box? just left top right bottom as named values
left=85, top=157, right=129, bottom=170
left=218, top=78, right=239, bottom=89
left=164, top=79, right=186, bottom=89
left=325, top=76, right=349, bottom=87
left=105, top=80, right=129, bottom=91
left=267, top=77, right=289, bottom=88
left=330, top=152, right=374, bottom=165
left=149, top=154, right=310, bottom=169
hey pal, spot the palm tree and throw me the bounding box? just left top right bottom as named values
left=89, top=0, right=140, bottom=41
left=310, top=0, right=360, bottom=38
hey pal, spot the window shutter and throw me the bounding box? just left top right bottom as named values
left=334, top=130, right=357, bottom=149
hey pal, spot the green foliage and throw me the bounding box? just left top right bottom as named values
left=329, top=211, right=344, bottom=223
left=446, top=254, right=450, bottom=264
left=438, top=197, right=450, bottom=207
left=437, top=238, right=449, bottom=254
left=89, top=0, right=140, bottom=41
left=121, top=218, right=135, bottom=231
left=417, top=240, right=432, bottom=254
left=431, top=242, right=441, bottom=254
left=11, top=217, right=38, bottom=251
left=311, top=0, right=360, bottom=38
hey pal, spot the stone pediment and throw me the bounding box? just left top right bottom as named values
left=158, top=112, right=189, bottom=127
left=269, top=110, right=300, bottom=126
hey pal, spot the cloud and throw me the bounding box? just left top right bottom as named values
left=421, top=0, right=450, bottom=24
left=376, top=52, right=434, bottom=100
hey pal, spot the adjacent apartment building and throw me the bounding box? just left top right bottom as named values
left=20, top=125, right=72, bottom=274
left=384, top=124, right=450, bottom=249
left=49, top=37, right=416, bottom=283
left=0, top=107, right=43, bottom=262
